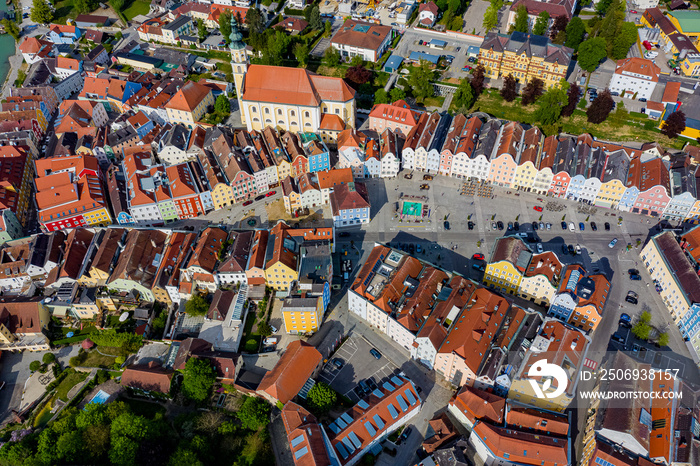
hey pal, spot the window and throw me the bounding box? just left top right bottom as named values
left=264, top=108, right=270, bottom=114
left=277, top=108, right=282, bottom=115
left=304, top=111, right=310, bottom=118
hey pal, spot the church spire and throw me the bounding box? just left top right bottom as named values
left=229, top=17, right=245, bottom=51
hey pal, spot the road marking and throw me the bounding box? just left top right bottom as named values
left=583, top=358, right=598, bottom=370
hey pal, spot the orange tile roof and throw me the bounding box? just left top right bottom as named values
left=369, top=100, right=422, bottom=127
left=437, top=288, right=509, bottom=370
left=316, top=168, right=354, bottom=190
left=490, top=236, right=532, bottom=272
left=319, top=113, right=346, bottom=131
left=455, top=116, right=483, bottom=156
left=19, top=37, right=53, bottom=54
left=472, top=422, right=569, bottom=466
left=56, top=57, right=80, bottom=71
left=331, top=19, right=392, bottom=52
left=525, top=252, right=562, bottom=282
left=185, top=227, right=227, bottom=273
left=395, top=267, right=449, bottom=333
left=281, top=403, right=331, bottom=466
left=242, top=65, right=354, bottom=106
left=646, top=101, right=665, bottom=112
left=614, top=57, right=661, bottom=81
left=496, top=121, right=524, bottom=157
left=165, top=81, right=212, bottom=112
left=662, top=81, right=681, bottom=104
left=505, top=407, right=569, bottom=436
left=266, top=221, right=299, bottom=272
left=121, top=363, right=174, bottom=393
left=449, top=385, right=505, bottom=424
left=337, top=128, right=366, bottom=150
left=258, top=340, right=322, bottom=404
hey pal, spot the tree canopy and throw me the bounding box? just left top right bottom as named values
left=374, top=89, right=389, bottom=104
left=236, top=396, right=271, bottom=431
left=181, top=357, right=216, bottom=403
left=586, top=89, right=615, bottom=124
left=185, top=294, right=209, bottom=316
left=513, top=5, right=529, bottom=33
left=345, top=65, right=372, bottom=86
left=521, top=78, right=544, bottom=105
left=307, top=382, right=337, bottom=415
left=390, top=87, right=406, bottom=102
left=500, top=74, right=517, bottom=102
left=532, top=11, right=550, bottom=36
left=219, top=10, right=232, bottom=45
left=561, top=82, right=581, bottom=117
left=31, top=0, right=54, bottom=23
left=483, top=5, right=499, bottom=31
left=309, top=5, right=322, bottom=30
left=453, top=78, right=476, bottom=112
left=471, top=64, right=486, bottom=96
left=215, top=95, right=230, bottom=115
left=662, top=111, right=686, bottom=139
left=408, top=60, right=435, bottom=103
left=534, top=85, right=568, bottom=126
left=324, top=46, right=340, bottom=67
left=577, top=37, right=607, bottom=72
left=564, top=16, right=585, bottom=50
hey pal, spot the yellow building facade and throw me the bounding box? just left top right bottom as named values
left=211, top=183, right=235, bottom=210
left=483, top=261, right=523, bottom=295
left=595, top=179, right=626, bottom=209
left=511, top=162, right=538, bottom=191
left=282, top=297, right=322, bottom=334
left=519, top=274, right=557, bottom=306
left=265, top=261, right=298, bottom=292
left=479, top=32, right=573, bottom=88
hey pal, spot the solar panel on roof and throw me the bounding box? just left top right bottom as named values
left=396, top=395, right=408, bottom=412
left=329, top=422, right=341, bottom=434
left=388, top=404, right=399, bottom=419
left=291, top=435, right=304, bottom=448
left=342, top=436, right=355, bottom=453
left=341, top=413, right=353, bottom=424
left=336, top=417, right=347, bottom=429
left=294, top=446, right=308, bottom=459
left=357, top=399, right=369, bottom=409
left=336, top=442, right=349, bottom=459
left=404, top=388, right=417, bottom=405
left=382, top=382, right=395, bottom=391
left=391, top=376, right=403, bottom=386
left=349, top=432, right=362, bottom=449
left=364, top=421, right=376, bottom=437
left=372, top=389, right=384, bottom=398
left=373, top=414, right=385, bottom=429
left=353, top=24, right=370, bottom=33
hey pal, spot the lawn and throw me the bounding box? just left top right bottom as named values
left=81, top=347, right=119, bottom=368
left=423, top=96, right=445, bottom=108
left=470, top=90, right=689, bottom=150
left=33, top=400, right=54, bottom=428
left=122, top=0, right=150, bottom=21
left=52, top=0, right=79, bottom=24
left=55, top=371, right=88, bottom=402
left=240, top=312, right=260, bottom=353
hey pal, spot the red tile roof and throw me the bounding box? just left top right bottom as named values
left=330, top=182, right=370, bottom=216
left=121, top=362, right=174, bottom=393
left=472, top=422, right=569, bottom=466
left=165, top=81, right=212, bottom=112
left=281, top=403, right=331, bottom=466
left=449, top=385, right=505, bottom=425
left=258, top=340, right=322, bottom=404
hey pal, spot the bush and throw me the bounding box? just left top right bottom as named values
left=115, top=356, right=126, bottom=366
left=43, top=353, right=56, bottom=365
left=29, top=361, right=41, bottom=372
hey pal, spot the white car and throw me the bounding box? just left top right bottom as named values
left=608, top=238, right=618, bottom=248
left=536, top=243, right=543, bottom=253
left=568, top=222, right=575, bottom=232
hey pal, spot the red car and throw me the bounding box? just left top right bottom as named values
left=533, top=206, right=543, bottom=212
left=266, top=190, right=276, bottom=197
left=243, top=200, right=253, bottom=206
left=630, top=9, right=637, bottom=13
left=472, top=253, right=485, bottom=261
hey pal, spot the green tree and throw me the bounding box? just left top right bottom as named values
left=31, top=0, right=54, bottom=23
left=182, top=357, right=216, bottom=403
left=109, top=436, right=139, bottom=466
left=500, top=74, right=517, bottom=102
left=197, top=19, right=207, bottom=41
left=56, top=431, right=84, bottom=462
left=309, top=5, right=322, bottom=30
left=215, top=95, right=230, bottom=115
left=37, top=429, right=58, bottom=465
left=245, top=8, right=264, bottom=35
left=111, top=412, right=148, bottom=441
left=83, top=424, right=110, bottom=460
left=263, top=31, right=291, bottom=66
left=631, top=311, right=652, bottom=340
left=374, top=89, right=389, bottom=104
left=185, top=294, right=209, bottom=316
left=0, top=20, right=19, bottom=42
left=483, top=5, right=499, bottom=31
left=586, top=89, right=614, bottom=124
left=513, top=5, right=529, bottom=32
left=294, top=42, right=310, bottom=68
left=236, top=396, right=271, bottom=431
left=74, top=0, right=92, bottom=14
left=453, top=78, right=475, bottom=112
left=390, top=87, right=406, bottom=102
left=76, top=402, right=107, bottom=429
left=42, top=352, right=56, bottom=365
left=257, top=321, right=273, bottom=337
left=307, top=382, right=337, bottom=414
left=408, top=60, right=434, bottom=103
left=29, top=360, right=41, bottom=371
left=577, top=37, right=607, bottom=72
left=564, top=16, right=585, bottom=50
left=658, top=332, right=670, bottom=347
left=532, top=11, right=550, bottom=36
left=612, top=22, right=639, bottom=59
left=450, top=15, right=463, bottom=31
left=219, top=11, right=232, bottom=44
left=534, top=85, right=567, bottom=125
left=168, top=448, right=204, bottom=466
left=324, top=46, right=340, bottom=67
left=550, top=15, right=568, bottom=41
left=324, top=20, right=332, bottom=37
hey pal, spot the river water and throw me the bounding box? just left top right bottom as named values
left=0, top=1, right=16, bottom=89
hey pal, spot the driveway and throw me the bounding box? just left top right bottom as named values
left=462, top=0, right=493, bottom=36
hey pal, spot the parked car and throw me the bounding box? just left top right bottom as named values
left=497, top=221, right=504, bottom=230
left=609, top=238, right=618, bottom=248
left=579, top=222, right=585, bottom=231
left=408, top=244, right=415, bottom=254
left=604, top=222, right=611, bottom=231
left=443, top=221, right=450, bottom=230
left=472, top=253, right=485, bottom=260
left=539, top=222, right=544, bottom=230
left=619, top=313, right=632, bottom=326
left=532, top=221, right=538, bottom=230
left=398, top=427, right=413, bottom=445
left=423, top=174, right=433, bottom=181
left=536, top=243, right=543, bottom=253
left=629, top=274, right=642, bottom=281
left=507, top=222, right=513, bottom=230
left=468, top=221, right=474, bottom=230
left=462, top=66, right=472, bottom=72
left=561, top=221, right=568, bottom=230
left=243, top=200, right=253, bottom=206
left=546, top=222, right=552, bottom=230
left=332, top=358, right=344, bottom=369
left=612, top=333, right=626, bottom=344
left=533, top=206, right=543, bottom=212
left=472, top=262, right=486, bottom=271
left=420, top=184, right=430, bottom=190
left=561, top=244, right=568, bottom=255
left=416, top=244, right=422, bottom=253
left=339, top=232, right=350, bottom=237
left=255, top=194, right=265, bottom=201
left=514, top=222, right=520, bottom=231
left=370, top=348, right=382, bottom=359
left=575, top=244, right=582, bottom=254
left=568, top=244, right=575, bottom=255
left=492, top=222, right=497, bottom=229
left=404, top=173, right=413, bottom=179
left=591, top=222, right=597, bottom=231
left=638, top=98, right=647, bottom=102
left=266, top=190, right=276, bottom=197
left=569, top=222, right=576, bottom=232
left=358, top=379, right=371, bottom=395
left=630, top=9, right=638, bottom=13
left=628, top=268, right=640, bottom=276
left=625, top=291, right=639, bottom=305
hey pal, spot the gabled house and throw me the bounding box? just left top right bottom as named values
left=257, top=340, right=322, bottom=405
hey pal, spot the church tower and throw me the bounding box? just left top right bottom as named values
left=229, top=18, right=248, bottom=125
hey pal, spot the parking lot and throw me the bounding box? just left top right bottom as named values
left=319, top=334, right=400, bottom=402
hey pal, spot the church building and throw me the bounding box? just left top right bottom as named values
left=228, top=20, right=356, bottom=137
